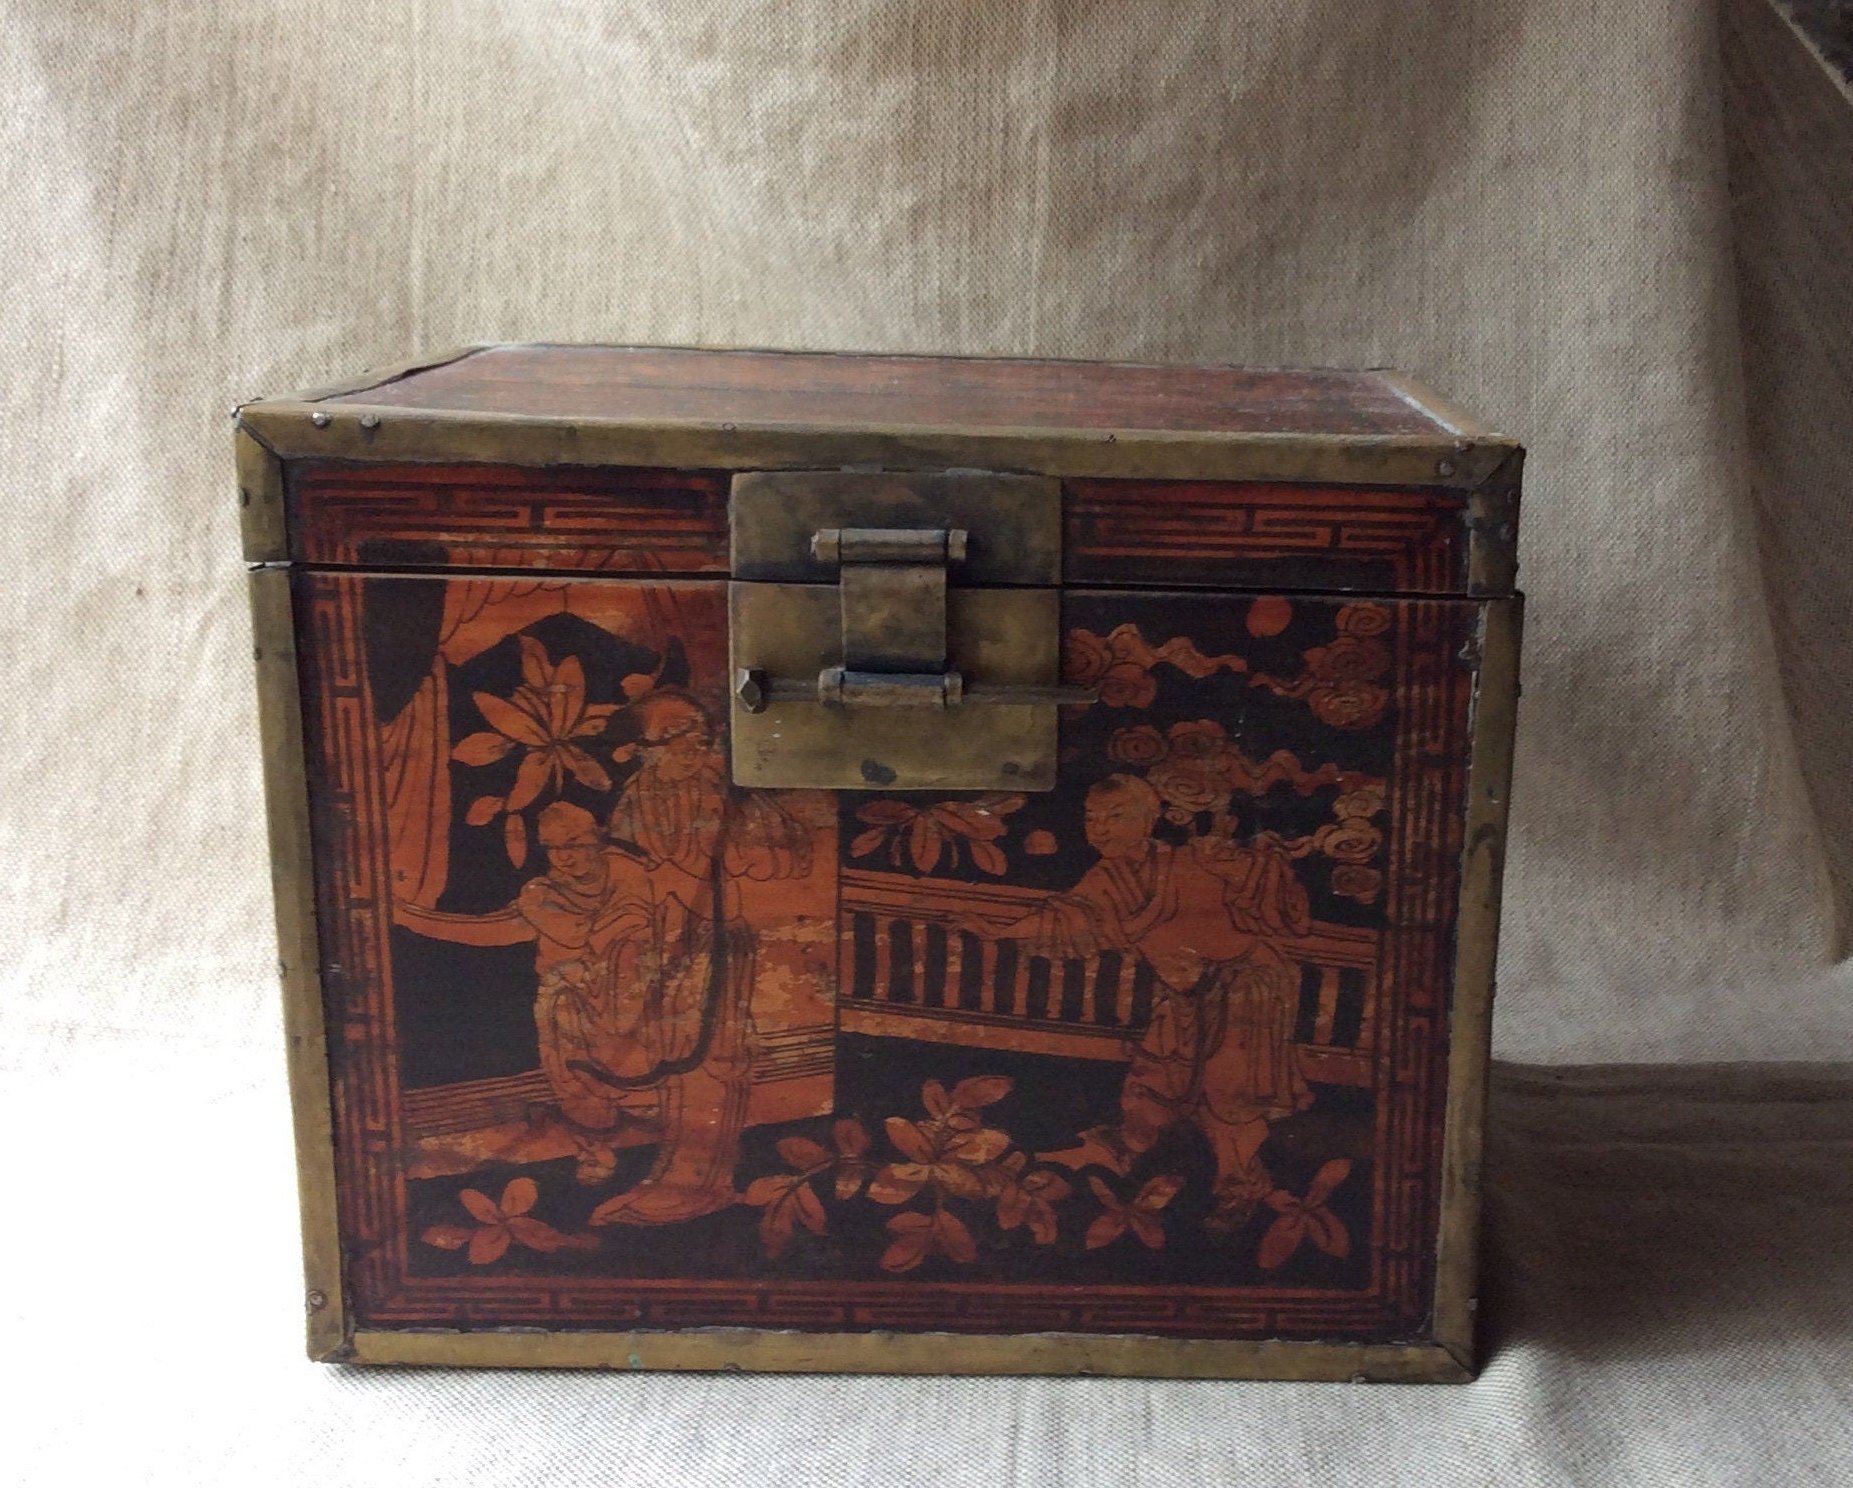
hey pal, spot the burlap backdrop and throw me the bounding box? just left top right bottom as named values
left=4, top=2, right=1848, bottom=1483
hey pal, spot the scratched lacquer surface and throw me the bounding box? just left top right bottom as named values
left=299, top=561, right=1476, bottom=1339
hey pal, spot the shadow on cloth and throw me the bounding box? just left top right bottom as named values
left=1481, top=1061, right=1853, bottom=1366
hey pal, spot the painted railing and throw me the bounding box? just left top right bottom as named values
left=837, top=869, right=1377, bottom=1085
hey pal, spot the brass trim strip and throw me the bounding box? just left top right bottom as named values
left=236, top=401, right=1518, bottom=491
left=350, top=1329, right=1469, bottom=1381
left=249, top=566, right=351, bottom=1361
left=235, top=425, right=289, bottom=564
left=1430, top=595, right=1524, bottom=1372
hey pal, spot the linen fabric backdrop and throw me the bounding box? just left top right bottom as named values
left=3, top=1, right=1849, bottom=1484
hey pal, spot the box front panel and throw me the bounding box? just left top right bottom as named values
left=296, top=561, right=1479, bottom=1343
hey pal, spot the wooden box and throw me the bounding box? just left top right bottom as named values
left=238, top=346, right=1521, bottom=1380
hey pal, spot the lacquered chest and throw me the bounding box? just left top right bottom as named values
left=239, top=345, right=1521, bottom=1379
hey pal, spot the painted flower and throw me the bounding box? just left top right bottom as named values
left=1107, top=725, right=1167, bottom=767
left=849, top=795, right=1023, bottom=875
left=1084, top=1173, right=1186, bottom=1250
left=420, top=1176, right=596, bottom=1264
left=1257, top=1160, right=1353, bottom=1269
left=453, top=636, right=635, bottom=865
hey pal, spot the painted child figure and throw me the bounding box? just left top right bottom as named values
left=516, top=801, right=659, bottom=1183
left=979, top=774, right=1314, bottom=1228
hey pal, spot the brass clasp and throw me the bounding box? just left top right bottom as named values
left=728, top=472, right=1085, bottom=790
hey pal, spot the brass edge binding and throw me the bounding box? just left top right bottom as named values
left=1430, top=596, right=1524, bottom=1373
left=248, top=566, right=351, bottom=1361
left=350, top=1329, right=1472, bottom=1382
left=234, top=401, right=1518, bottom=491
left=235, top=424, right=288, bottom=565
left=1464, top=449, right=1525, bottom=598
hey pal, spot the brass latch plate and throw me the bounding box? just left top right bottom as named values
left=728, top=471, right=1068, bottom=791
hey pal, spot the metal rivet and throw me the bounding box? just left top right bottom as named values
left=310, top=411, right=332, bottom=428
left=358, top=412, right=381, bottom=430
left=1436, top=459, right=1455, bottom=477
left=306, top=1290, right=328, bottom=1311
left=721, top=422, right=736, bottom=433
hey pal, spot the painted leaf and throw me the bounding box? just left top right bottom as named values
left=452, top=731, right=515, bottom=766
left=499, top=1177, right=538, bottom=1216
left=997, top=1185, right=1030, bottom=1229
left=549, top=655, right=587, bottom=729
left=934, top=1162, right=989, bottom=1201
left=518, top=635, right=551, bottom=690
left=833, top=1118, right=870, bottom=1157
left=856, top=800, right=915, bottom=825
left=758, top=1201, right=796, bottom=1258
left=950, top=1075, right=1012, bottom=1110
left=504, top=811, right=529, bottom=868
left=473, top=689, right=550, bottom=747
left=1305, top=1207, right=1350, bottom=1259
left=1084, top=1210, right=1127, bottom=1250
left=866, top=1166, right=928, bottom=1205
left=1257, top=1212, right=1307, bottom=1270
left=506, top=1215, right=571, bottom=1252
left=1132, top=1173, right=1186, bottom=1213
left=777, top=1135, right=831, bottom=1172
left=620, top=671, right=656, bottom=701
left=465, top=795, right=505, bottom=827
left=921, top=1080, right=953, bottom=1119
left=741, top=1174, right=798, bottom=1207
left=421, top=1225, right=473, bottom=1251
left=459, top=1188, right=501, bottom=1224
left=1025, top=1199, right=1059, bottom=1246
left=885, top=1117, right=937, bottom=1163
left=561, top=745, right=613, bottom=793
left=932, top=1208, right=978, bottom=1264
left=908, top=813, right=943, bottom=873
left=468, top=1226, right=512, bottom=1266
left=834, top=1164, right=870, bottom=1201
left=506, top=750, right=553, bottom=813
left=849, top=828, right=890, bottom=859
left=967, top=840, right=1008, bottom=876
left=1306, top=1159, right=1352, bottom=1207
left=790, top=1183, right=827, bottom=1237
left=879, top=1214, right=934, bottom=1274
left=946, top=1127, right=1010, bottom=1165
left=1126, top=1209, right=1167, bottom=1249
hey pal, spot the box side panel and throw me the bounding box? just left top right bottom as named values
left=249, top=568, right=350, bottom=1359
left=291, top=560, right=1486, bottom=1361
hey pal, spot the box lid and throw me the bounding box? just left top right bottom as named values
left=236, top=344, right=1521, bottom=596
